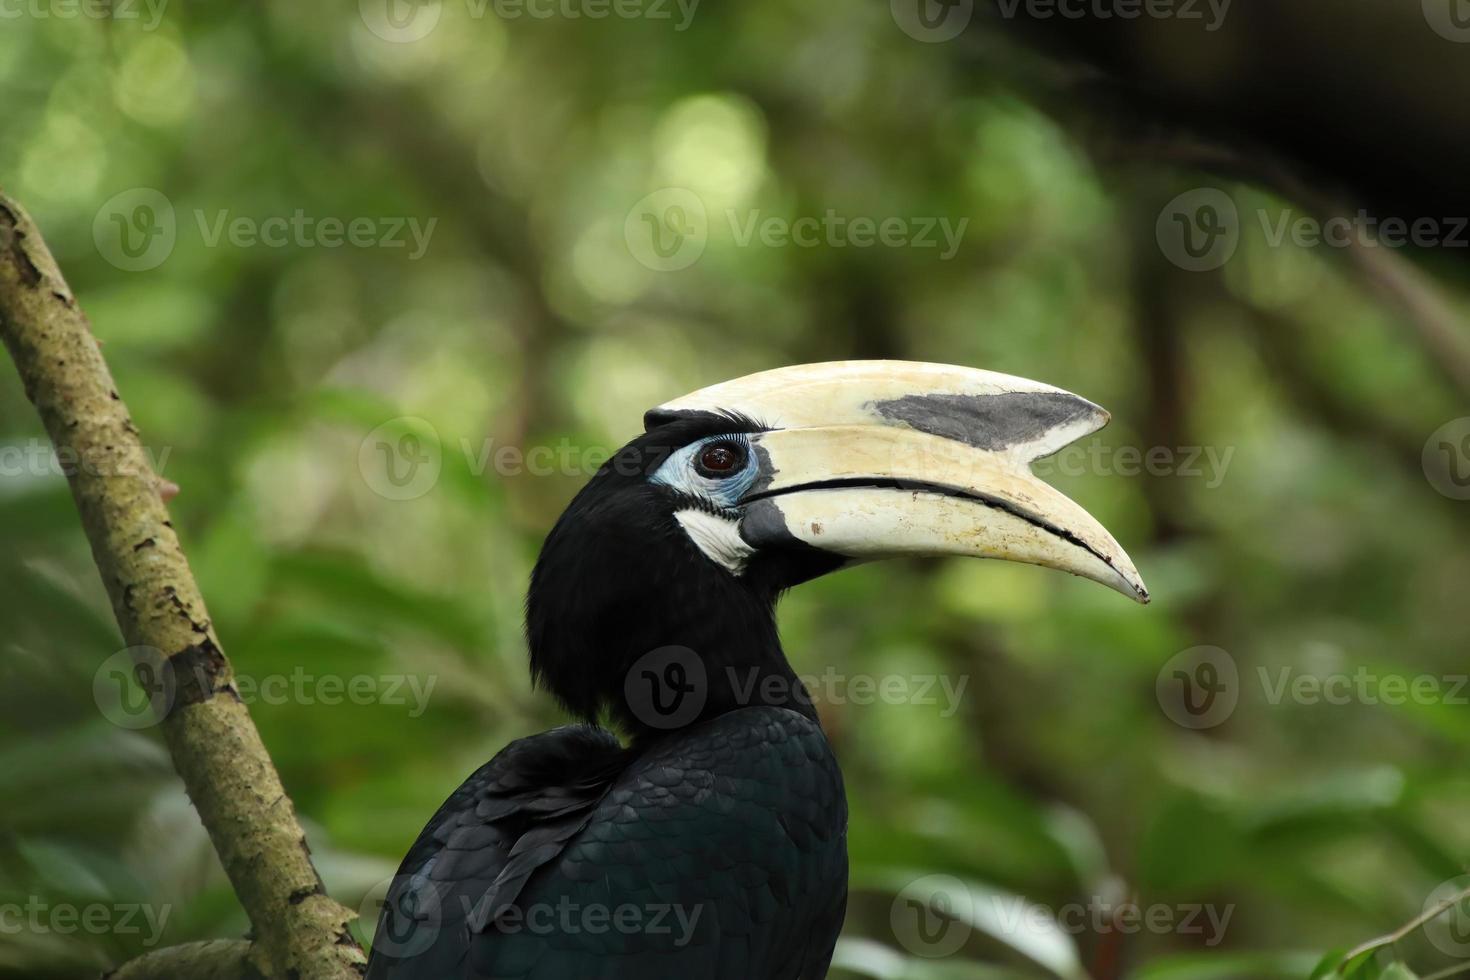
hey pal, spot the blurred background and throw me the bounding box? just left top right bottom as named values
left=2, top=2, right=1470, bottom=978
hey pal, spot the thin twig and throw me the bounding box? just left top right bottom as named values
left=1338, top=885, right=1470, bottom=968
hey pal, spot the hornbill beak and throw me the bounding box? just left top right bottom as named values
left=647, top=361, right=1149, bottom=603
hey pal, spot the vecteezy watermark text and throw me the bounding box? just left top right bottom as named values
left=1258, top=665, right=1469, bottom=707
left=988, top=895, right=1233, bottom=946
left=1157, top=187, right=1470, bottom=271
left=1033, top=442, right=1234, bottom=488
left=889, top=875, right=1233, bottom=959
left=0, top=439, right=171, bottom=480
left=357, top=419, right=1239, bottom=502
left=194, top=210, right=436, bottom=259
left=724, top=210, right=968, bottom=260
left=0, top=899, right=170, bottom=947
left=94, top=188, right=437, bottom=272
left=890, top=0, right=1228, bottom=43
left=94, top=648, right=438, bottom=729
left=358, top=0, right=699, bottom=43
left=994, top=0, right=1230, bottom=30
left=624, top=647, right=970, bottom=729
left=363, top=875, right=704, bottom=958
left=1156, top=645, right=1470, bottom=729
left=624, top=189, right=969, bottom=272
left=0, top=0, right=167, bottom=28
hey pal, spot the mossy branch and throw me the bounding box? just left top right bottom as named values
left=0, top=191, right=366, bottom=979
left=101, top=941, right=263, bottom=980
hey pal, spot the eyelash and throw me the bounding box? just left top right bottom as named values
left=651, top=434, right=757, bottom=508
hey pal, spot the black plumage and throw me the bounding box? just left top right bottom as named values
left=366, top=413, right=849, bottom=979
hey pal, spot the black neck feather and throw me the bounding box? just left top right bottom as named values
left=524, top=417, right=836, bottom=739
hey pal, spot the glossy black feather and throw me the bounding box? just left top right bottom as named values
left=368, top=413, right=852, bottom=979
left=366, top=708, right=847, bottom=980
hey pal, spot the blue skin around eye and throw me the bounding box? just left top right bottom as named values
left=650, top=435, right=760, bottom=510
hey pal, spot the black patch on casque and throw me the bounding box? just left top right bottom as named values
left=869, top=391, right=1097, bottom=453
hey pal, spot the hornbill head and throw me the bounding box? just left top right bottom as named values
left=527, top=361, right=1147, bottom=735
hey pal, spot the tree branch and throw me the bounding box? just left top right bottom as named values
left=1105, top=138, right=1470, bottom=401
left=101, top=941, right=262, bottom=980
left=0, top=191, right=366, bottom=979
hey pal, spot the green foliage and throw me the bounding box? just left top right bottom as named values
left=2, top=3, right=1468, bottom=978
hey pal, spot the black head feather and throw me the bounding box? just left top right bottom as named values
left=524, top=412, right=838, bottom=737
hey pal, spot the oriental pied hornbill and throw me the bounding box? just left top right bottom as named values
left=365, top=360, right=1148, bottom=980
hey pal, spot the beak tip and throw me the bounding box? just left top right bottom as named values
left=1103, top=565, right=1149, bottom=604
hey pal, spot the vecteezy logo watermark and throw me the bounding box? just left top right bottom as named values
left=994, top=0, right=1231, bottom=31
left=1424, top=876, right=1470, bottom=957
left=625, top=646, right=708, bottom=729
left=1155, top=645, right=1239, bottom=730
left=359, top=417, right=444, bottom=501
left=891, top=874, right=971, bottom=957
left=0, top=899, right=171, bottom=947
left=360, top=875, right=445, bottom=959
left=890, top=0, right=974, bottom=43
left=1423, top=417, right=1470, bottom=501
left=624, top=189, right=970, bottom=271
left=93, top=647, right=439, bottom=729
left=93, top=647, right=177, bottom=731
left=94, top=189, right=437, bottom=272
left=1423, top=0, right=1470, bottom=42
left=359, top=0, right=698, bottom=42
left=1156, top=188, right=1240, bottom=272
left=360, top=0, right=443, bottom=42
left=94, top=188, right=177, bottom=273
left=624, top=188, right=708, bottom=272
left=0, top=0, right=168, bottom=29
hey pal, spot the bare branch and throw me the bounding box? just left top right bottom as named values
left=1108, top=138, right=1470, bottom=400
left=0, top=191, right=366, bottom=980
left=102, top=941, right=263, bottom=980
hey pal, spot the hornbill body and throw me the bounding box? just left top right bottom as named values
left=365, top=361, right=1148, bottom=979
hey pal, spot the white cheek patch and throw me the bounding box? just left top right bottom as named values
left=673, top=509, right=755, bottom=574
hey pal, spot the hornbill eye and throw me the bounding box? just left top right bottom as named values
left=695, top=440, right=745, bottom=478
